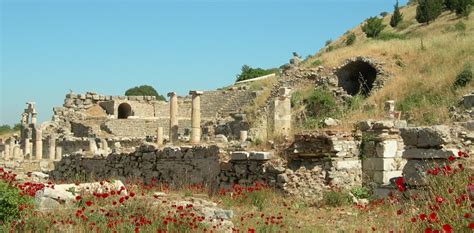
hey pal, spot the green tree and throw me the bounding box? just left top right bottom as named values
left=445, top=0, right=458, bottom=11
left=125, top=85, right=166, bottom=101
left=235, top=65, right=275, bottom=82
left=416, top=0, right=444, bottom=24
left=454, top=0, right=472, bottom=17
left=390, top=0, right=404, bottom=27
left=361, top=17, right=386, bottom=38
left=345, top=33, right=356, bottom=46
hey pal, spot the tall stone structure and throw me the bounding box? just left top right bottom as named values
left=190, top=91, right=203, bottom=144
left=168, top=92, right=179, bottom=144
left=273, top=87, right=292, bottom=138
left=48, top=134, right=56, bottom=161
left=34, top=128, right=43, bottom=160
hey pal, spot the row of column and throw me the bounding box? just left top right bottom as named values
left=156, top=91, right=203, bottom=146
left=2, top=131, right=62, bottom=162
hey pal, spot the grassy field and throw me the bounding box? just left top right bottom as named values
left=302, top=4, right=474, bottom=126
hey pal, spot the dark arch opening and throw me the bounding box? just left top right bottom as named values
left=336, top=60, right=378, bottom=96
left=118, top=103, right=132, bottom=119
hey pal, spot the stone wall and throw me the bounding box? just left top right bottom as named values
left=50, top=144, right=222, bottom=187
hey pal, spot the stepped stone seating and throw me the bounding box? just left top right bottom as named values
left=102, top=119, right=192, bottom=137
left=200, top=90, right=256, bottom=119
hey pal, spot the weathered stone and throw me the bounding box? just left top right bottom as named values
left=323, top=118, right=339, bottom=127
left=372, top=120, right=394, bottom=130
left=400, top=126, right=451, bottom=147
left=334, top=160, right=361, bottom=170
left=373, top=170, right=403, bottom=185
left=230, top=151, right=249, bottom=160
left=249, top=151, right=273, bottom=160
left=402, top=148, right=459, bottom=159
left=375, top=140, right=399, bottom=158
left=362, top=158, right=406, bottom=171
left=463, top=93, right=474, bottom=109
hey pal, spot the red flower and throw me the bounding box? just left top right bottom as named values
left=464, top=213, right=472, bottom=218
left=435, top=196, right=444, bottom=204
left=429, top=212, right=437, bottom=222
left=469, top=222, right=474, bottom=229
left=410, top=217, right=417, bottom=222
left=85, top=201, right=93, bottom=207
left=129, top=192, right=135, bottom=197
left=441, top=224, right=452, bottom=233
left=75, top=196, right=82, bottom=201
left=447, top=155, right=455, bottom=162
left=420, top=213, right=427, bottom=221
left=397, top=209, right=403, bottom=215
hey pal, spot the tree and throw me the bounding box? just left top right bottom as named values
left=345, top=33, right=356, bottom=46
left=235, top=65, right=275, bottom=82
left=125, top=85, right=166, bottom=101
left=390, top=0, right=404, bottom=27
left=361, top=17, right=386, bottom=38
left=454, top=0, right=472, bottom=17
left=416, top=0, right=444, bottom=24
left=445, top=0, right=458, bottom=11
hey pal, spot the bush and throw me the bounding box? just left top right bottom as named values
left=454, top=21, right=467, bottom=31
left=125, top=85, right=166, bottom=101
left=416, top=0, right=444, bottom=24
left=454, top=0, right=472, bottom=17
left=345, top=33, right=356, bottom=46
left=376, top=32, right=407, bottom=40
left=0, top=125, right=11, bottom=135
left=325, top=39, right=333, bottom=46
left=236, top=65, right=275, bottom=82
left=322, top=190, right=351, bottom=207
left=0, top=181, right=33, bottom=224
left=362, top=17, right=386, bottom=38
left=305, top=88, right=339, bottom=118
left=350, top=187, right=371, bottom=199
left=390, top=0, right=404, bottom=27
left=453, top=64, right=473, bottom=88
left=311, top=59, right=323, bottom=66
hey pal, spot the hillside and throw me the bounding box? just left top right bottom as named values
left=299, top=3, right=474, bottom=126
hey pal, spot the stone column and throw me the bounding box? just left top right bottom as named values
left=100, top=138, right=109, bottom=155
left=168, top=92, right=179, bottom=143
left=240, top=130, right=248, bottom=142
left=31, top=112, right=38, bottom=125
left=55, top=146, right=63, bottom=161
left=384, top=100, right=395, bottom=119
left=273, top=87, right=292, bottom=138
left=34, top=128, right=43, bottom=160
left=157, top=127, right=164, bottom=146
left=89, top=138, right=98, bottom=155
left=189, top=91, right=203, bottom=144
left=24, top=138, right=31, bottom=158
left=48, top=134, right=56, bottom=161
left=4, top=144, right=11, bottom=160
left=13, top=146, right=20, bottom=160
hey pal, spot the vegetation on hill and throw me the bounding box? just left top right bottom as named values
left=235, top=65, right=278, bottom=82
left=302, top=2, right=474, bottom=126
left=125, top=85, right=166, bottom=101
left=0, top=124, right=21, bottom=136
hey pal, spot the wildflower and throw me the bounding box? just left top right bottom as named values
left=75, top=195, right=82, bottom=201
left=85, top=200, right=93, bottom=207
left=429, top=212, right=437, bottom=222
left=469, top=223, right=474, bottom=229
left=420, top=213, right=427, bottom=221
left=441, top=224, right=453, bottom=233
left=435, top=196, right=444, bottom=204
left=410, top=217, right=417, bottom=222
left=464, top=213, right=471, bottom=218
left=395, top=177, right=406, bottom=192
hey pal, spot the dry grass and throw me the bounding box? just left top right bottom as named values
left=302, top=4, right=474, bottom=126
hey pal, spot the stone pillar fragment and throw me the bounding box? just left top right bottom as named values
left=189, top=91, right=203, bottom=144
left=168, top=92, right=179, bottom=144
left=100, top=139, right=109, bottom=155
left=13, top=146, right=20, bottom=160
left=34, top=128, right=43, bottom=160
left=240, top=130, right=248, bottom=142
left=4, top=144, right=11, bottom=160
left=55, top=146, right=63, bottom=161
left=273, top=87, right=292, bottom=138
left=48, top=134, right=56, bottom=161
left=31, top=112, right=38, bottom=125
left=24, top=138, right=31, bottom=157
left=384, top=100, right=395, bottom=119
left=89, top=138, right=98, bottom=155
left=157, top=127, right=164, bottom=146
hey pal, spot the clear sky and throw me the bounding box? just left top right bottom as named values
left=0, top=0, right=407, bottom=125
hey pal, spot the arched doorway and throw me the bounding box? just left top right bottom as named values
left=118, top=103, right=132, bottom=119
left=336, top=60, right=378, bottom=96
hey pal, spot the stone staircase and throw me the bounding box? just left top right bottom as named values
left=200, top=90, right=256, bottom=119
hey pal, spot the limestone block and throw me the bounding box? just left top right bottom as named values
left=230, top=151, right=249, bottom=160
left=362, top=158, right=406, bottom=171
left=372, top=120, right=395, bottom=130
left=400, top=126, right=451, bottom=147
left=335, top=159, right=361, bottom=170
left=356, top=120, right=373, bottom=131
left=375, top=140, right=399, bottom=158
left=463, top=93, right=474, bottom=109
left=373, top=170, right=403, bottom=185
left=403, top=159, right=448, bottom=186
left=249, top=151, right=273, bottom=160
left=402, top=148, right=459, bottom=159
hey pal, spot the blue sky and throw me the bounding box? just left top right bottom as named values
left=0, top=0, right=407, bottom=125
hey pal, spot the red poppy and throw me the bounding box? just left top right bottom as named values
left=75, top=196, right=82, bottom=201
left=441, top=224, right=452, bottom=233
left=420, top=213, right=427, bottom=221
left=429, top=212, right=437, bottom=222
left=85, top=201, right=93, bottom=207
left=435, top=197, right=444, bottom=204
left=464, top=213, right=472, bottom=218
left=469, top=222, right=474, bottom=229
left=447, top=155, right=455, bottom=161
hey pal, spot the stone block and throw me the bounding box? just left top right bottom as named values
left=400, top=126, right=451, bottom=147
left=249, top=151, right=273, bottom=160
left=402, top=148, right=459, bottom=159
left=375, top=140, right=399, bottom=158
left=403, top=159, right=448, bottom=186
left=230, top=151, right=249, bottom=160
left=463, top=93, right=474, bottom=109
left=372, top=120, right=394, bottom=130
left=373, top=170, right=403, bottom=185
left=335, top=159, right=361, bottom=170
left=362, top=158, right=406, bottom=171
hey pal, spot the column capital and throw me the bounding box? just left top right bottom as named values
left=189, top=90, right=204, bottom=96
left=167, top=92, right=177, bottom=97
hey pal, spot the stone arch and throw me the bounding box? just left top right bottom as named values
left=118, top=103, right=132, bottom=119
left=336, top=59, right=378, bottom=96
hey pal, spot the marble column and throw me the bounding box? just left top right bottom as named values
left=55, top=146, right=63, bottom=161
left=189, top=91, right=203, bottom=144
left=4, top=144, right=11, bottom=160
left=168, top=92, right=179, bottom=143
left=384, top=100, right=396, bottom=119
left=24, top=138, right=31, bottom=158
left=157, top=127, right=164, bottom=146
left=34, top=128, right=43, bottom=160
left=31, top=112, right=38, bottom=125
left=240, top=130, right=248, bottom=142
left=48, top=134, right=56, bottom=161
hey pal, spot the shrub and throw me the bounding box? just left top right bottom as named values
left=311, top=59, right=323, bottom=66
left=345, top=33, right=356, bottom=46
left=416, top=0, right=444, bottom=24
left=305, top=88, right=339, bottom=118
left=390, top=0, right=404, bottom=27
left=325, top=45, right=335, bottom=52
left=453, top=64, right=473, bottom=88
left=236, top=65, right=276, bottom=82
left=362, top=17, right=386, bottom=38
left=454, top=0, right=472, bottom=17
left=322, top=190, right=351, bottom=207
left=454, top=20, right=467, bottom=31
left=325, top=39, right=333, bottom=46
left=376, top=32, right=407, bottom=40
left=350, top=186, right=371, bottom=199
left=125, top=85, right=166, bottom=101
left=0, top=181, right=33, bottom=224
left=380, top=12, right=389, bottom=17
left=0, top=125, right=11, bottom=135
